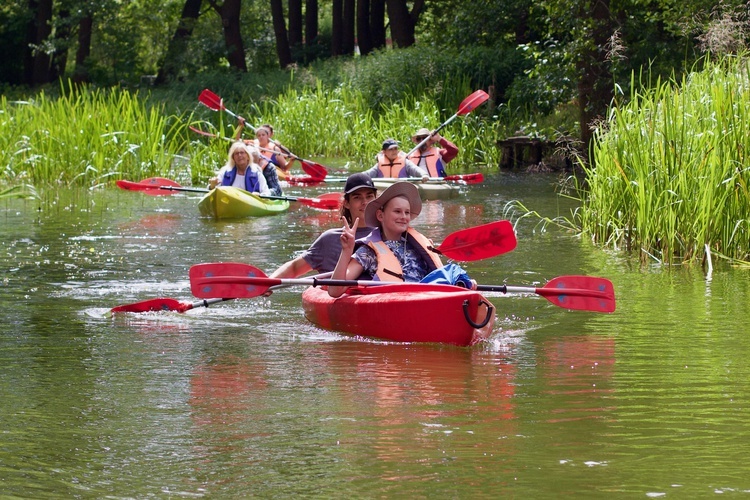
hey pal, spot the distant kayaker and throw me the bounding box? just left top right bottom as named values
left=328, top=182, right=444, bottom=298
left=269, top=173, right=378, bottom=279
left=406, top=128, right=459, bottom=178
left=362, top=139, right=430, bottom=180
left=208, top=141, right=271, bottom=195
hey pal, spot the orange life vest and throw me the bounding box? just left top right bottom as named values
left=407, top=146, right=445, bottom=177
left=376, top=151, right=408, bottom=178
left=360, top=227, right=443, bottom=282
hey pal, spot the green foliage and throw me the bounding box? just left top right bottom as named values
left=573, top=54, right=750, bottom=264
left=0, top=82, right=190, bottom=188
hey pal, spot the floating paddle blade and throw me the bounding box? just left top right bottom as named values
left=112, top=297, right=231, bottom=314
left=443, top=173, right=484, bottom=184
left=198, top=88, right=224, bottom=111
left=297, top=192, right=341, bottom=210
left=457, top=90, right=490, bottom=115
left=111, top=297, right=191, bottom=313
left=286, top=175, right=325, bottom=186
left=436, top=220, right=516, bottom=261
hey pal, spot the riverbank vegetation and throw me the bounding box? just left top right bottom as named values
left=571, top=54, right=750, bottom=265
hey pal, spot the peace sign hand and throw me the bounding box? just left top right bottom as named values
left=339, top=216, right=359, bottom=255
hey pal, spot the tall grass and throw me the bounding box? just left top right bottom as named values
left=574, top=54, right=750, bottom=265
left=1, top=79, right=507, bottom=189
left=0, top=82, right=190, bottom=187
left=233, top=79, right=502, bottom=169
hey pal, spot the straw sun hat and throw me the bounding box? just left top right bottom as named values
left=364, top=182, right=422, bottom=227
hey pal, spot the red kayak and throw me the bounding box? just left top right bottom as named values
left=301, top=283, right=496, bottom=346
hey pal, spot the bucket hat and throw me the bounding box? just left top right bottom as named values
left=411, top=128, right=432, bottom=141
left=364, top=182, right=422, bottom=227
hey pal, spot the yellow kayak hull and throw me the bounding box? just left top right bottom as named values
left=198, top=186, right=290, bottom=219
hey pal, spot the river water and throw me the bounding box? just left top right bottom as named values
left=2, top=173, right=749, bottom=497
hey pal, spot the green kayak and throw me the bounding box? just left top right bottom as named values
left=198, top=186, right=290, bottom=219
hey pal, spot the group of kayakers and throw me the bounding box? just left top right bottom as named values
left=209, top=125, right=460, bottom=197
left=208, top=124, right=471, bottom=294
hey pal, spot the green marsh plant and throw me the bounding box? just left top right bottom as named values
left=574, top=55, right=750, bottom=265
left=0, top=83, right=190, bottom=188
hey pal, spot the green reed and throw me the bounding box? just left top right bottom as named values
left=0, top=82, right=189, bottom=188
left=574, top=55, right=750, bottom=264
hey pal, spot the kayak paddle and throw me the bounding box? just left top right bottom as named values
left=111, top=272, right=334, bottom=314
left=287, top=173, right=484, bottom=185
left=197, top=89, right=328, bottom=180
left=111, top=297, right=231, bottom=314
left=116, top=177, right=341, bottom=210
left=188, top=263, right=615, bottom=313
left=405, top=89, right=490, bottom=157
left=430, top=220, right=516, bottom=261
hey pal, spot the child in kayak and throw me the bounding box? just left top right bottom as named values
left=328, top=182, right=475, bottom=298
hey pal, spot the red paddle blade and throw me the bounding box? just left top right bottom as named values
left=457, top=90, right=490, bottom=115
left=190, top=262, right=271, bottom=298
left=116, top=178, right=182, bottom=195
left=111, top=298, right=191, bottom=313
left=298, top=192, right=341, bottom=210
left=444, top=173, right=484, bottom=184
left=198, top=88, right=224, bottom=111
left=437, top=220, right=516, bottom=261
left=286, top=175, right=325, bottom=186
left=300, top=160, right=328, bottom=180
left=538, top=276, right=616, bottom=313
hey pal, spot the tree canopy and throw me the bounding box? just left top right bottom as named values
left=2, top=0, right=748, bottom=150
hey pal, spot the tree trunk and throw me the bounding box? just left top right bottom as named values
left=73, top=14, right=92, bottom=84
left=157, top=0, right=203, bottom=84
left=385, top=0, right=423, bottom=48
left=270, top=0, right=293, bottom=68
left=49, top=8, right=71, bottom=81
left=31, top=0, right=53, bottom=85
left=289, top=0, right=303, bottom=52
left=370, top=0, right=386, bottom=49
left=331, top=0, right=343, bottom=56
left=341, top=0, right=355, bottom=55
left=212, top=0, right=247, bottom=72
left=577, top=0, right=613, bottom=159
left=357, top=0, right=373, bottom=55
left=305, top=0, right=318, bottom=45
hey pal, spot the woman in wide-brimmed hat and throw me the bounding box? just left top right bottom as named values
left=328, top=182, right=446, bottom=298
